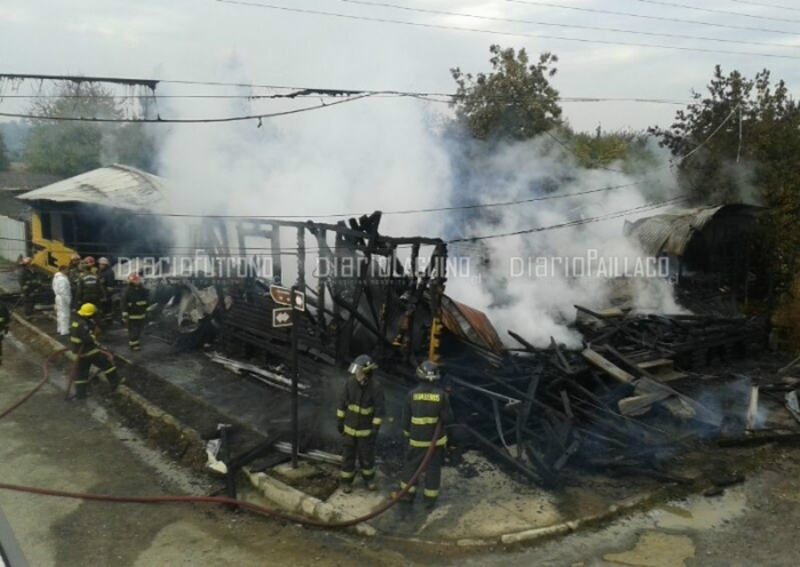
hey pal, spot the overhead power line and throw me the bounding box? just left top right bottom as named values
left=727, top=0, right=800, bottom=12
left=214, top=0, right=800, bottom=60
left=323, top=0, right=800, bottom=50
left=0, top=74, right=694, bottom=106
left=630, top=0, right=800, bottom=24
left=447, top=198, right=687, bottom=243
left=504, top=0, right=799, bottom=36
left=0, top=94, right=371, bottom=123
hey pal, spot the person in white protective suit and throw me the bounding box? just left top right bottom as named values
left=52, top=265, right=72, bottom=336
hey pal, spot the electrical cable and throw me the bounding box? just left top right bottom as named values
left=324, top=0, right=800, bottom=50
left=0, top=94, right=372, bottom=124
left=727, top=0, right=800, bottom=12
left=214, top=0, right=800, bottom=60
left=505, top=0, right=800, bottom=36
left=629, top=0, right=800, bottom=24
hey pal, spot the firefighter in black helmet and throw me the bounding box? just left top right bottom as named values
left=336, top=354, right=385, bottom=493
left=392, top=360, right=454, bottom=509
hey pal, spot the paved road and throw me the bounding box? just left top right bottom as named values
left=0, top=333, right=411, bottom=567
left=3, top=325, right=800, bottom=567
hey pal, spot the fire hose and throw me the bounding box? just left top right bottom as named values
left=0, top=348, right=442, bottom=529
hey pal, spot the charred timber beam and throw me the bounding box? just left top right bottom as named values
left=329, top=294, right=394, bottom=348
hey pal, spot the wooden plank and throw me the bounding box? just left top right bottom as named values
left=581, top=348, right=635, bottom=385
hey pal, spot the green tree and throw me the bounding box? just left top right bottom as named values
left=650, top=65, right=800, bottom=302
left=450, top=45, right=563, bottom=141
left=560, top=126, right=657, bottom=173
left=0, top=131, right=10, bottom=171
left=23, top=81, right=157, bottom=176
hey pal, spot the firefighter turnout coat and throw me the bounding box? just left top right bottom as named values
left=337, top=375, right=385, bottom=440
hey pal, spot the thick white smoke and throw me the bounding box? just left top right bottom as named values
left=153, top=79, right=686, bottom=348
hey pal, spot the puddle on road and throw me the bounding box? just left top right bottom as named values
left=604, top=531, right=695, bottom=567
left=652, top=488, right=747, bottom=530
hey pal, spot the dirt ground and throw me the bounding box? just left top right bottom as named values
left=3, top=324, right=800, bottom=566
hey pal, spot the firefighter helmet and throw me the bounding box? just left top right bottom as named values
left=98, top=257, right=109, bottom=266
left=128, top=273, right=142, bottom=284
left=19, top=257, right=32, bottom=266
left=83, top=256, right=96, bottom=266
left=416, top=360, right=441, bottom=382
left=348, top=354, right=377, bottom=376
left=77, top=303, right=98, bottom=317
left=70, top=252, right=81, bottom=261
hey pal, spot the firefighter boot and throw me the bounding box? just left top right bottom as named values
left=107, top=374, right=122, bottom=392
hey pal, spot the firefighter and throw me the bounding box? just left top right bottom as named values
left=68, top=252, right=82, bottom=309
left=18, top=257, right=40, bottom=319
left=121, top=273, right=149, bottom=351
left=393, top=360, right=454, bottom=509
left=0, top=301, right=10, bottom=366
left=336, top=354, right=385, bottom=493
left=76, top=257, right=106, bottom=322
left=97, top=257, right=116, bottom=326
left=69, top=303, right=121, bottom=399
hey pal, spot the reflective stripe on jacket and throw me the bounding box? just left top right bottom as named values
left=402, top=383, right=454, bottom=448
left=337, top=375, right=385, bottom=438
left=121, top=285, right=149, bottom=319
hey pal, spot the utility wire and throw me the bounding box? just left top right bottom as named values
left=0, top=93, right=693, bottom=105
left=727, top=0, right=800, bottom=12
left=324, top=0, right=800, bottom=50
left=630, top=0, right=800, bottom=24
left=24, top=180, right=651, bottom=221
left=0, top=94, right=371, bottom=124
left=214, top=0, right=800, bottom=60
left=505, top=0, right=799, bottom=37
left=447, top=198, right=687, bottom=243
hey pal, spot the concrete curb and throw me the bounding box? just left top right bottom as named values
left=242, top=469, right=376, bottom=537
left=8, top=312, right=695, bottom=548
left=10, top=312, right=378, bottom=536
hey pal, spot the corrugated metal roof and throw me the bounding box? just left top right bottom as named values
left=442, top=295, right=505, bottom=354
left=625, top=204, right=760, bottom=257
left=17, top=164, right=167, bottom=211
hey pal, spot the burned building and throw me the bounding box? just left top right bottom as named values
left=15, top=164, right=173, bottom=274
left=624, top=204, right=763, bottom=296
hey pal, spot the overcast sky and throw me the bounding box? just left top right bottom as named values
left=2, top=0, right=800, bottom=131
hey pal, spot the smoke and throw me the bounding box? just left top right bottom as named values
left=152, top=73, right=686, bottom=348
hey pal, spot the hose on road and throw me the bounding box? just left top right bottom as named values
left=0, top=347, right=441, bottom=529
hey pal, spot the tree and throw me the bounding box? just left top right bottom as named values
left=561, top=126, right=657, bottom=173
left=23, top=81, right=157, bottom=176
left=450, top=45, right=563, bottom=141
left=0, top=131, right=10, bottom=171
left=650, top=66, right=800, bottom=306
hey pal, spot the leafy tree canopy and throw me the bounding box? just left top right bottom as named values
left=23, top=81, right=157, bottom=177
left=450, top=45, right=563, bottom=142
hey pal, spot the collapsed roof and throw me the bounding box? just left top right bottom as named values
left=17, top=164, right=167, bottom=211
left=623, top=204, right=762, bottom=257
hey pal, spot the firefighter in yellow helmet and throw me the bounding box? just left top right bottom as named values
left=336, top=354, right=385, bottom=493
left=69, top=303, right=121, bottom=399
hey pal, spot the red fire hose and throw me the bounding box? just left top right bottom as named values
left=0, top=348, right=442, bottom=529
left=0, top=348, right=68, bottom=420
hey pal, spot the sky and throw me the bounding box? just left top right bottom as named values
left=2, top=0, right=800, bottom=131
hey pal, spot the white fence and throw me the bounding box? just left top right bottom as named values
left=0, top=216, right=27, bottom=263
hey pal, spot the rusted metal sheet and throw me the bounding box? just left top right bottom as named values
left=441, top=295, right=504, bottom=353
left=17, top=164, right=167, bottom=211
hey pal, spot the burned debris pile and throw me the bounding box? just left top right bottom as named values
left=137, top=210, right=793, bottom=488
left=448, top=305, right=772, bottom=487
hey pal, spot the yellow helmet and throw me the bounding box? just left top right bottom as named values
left=77, top=303, right=98, bottom=317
